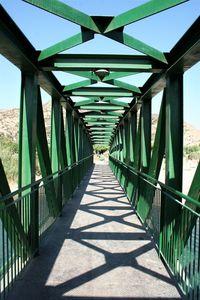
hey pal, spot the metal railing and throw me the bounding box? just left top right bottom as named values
left=109, top=156, right=200, bottom=299
left=0, top=155, right=93, bottom=299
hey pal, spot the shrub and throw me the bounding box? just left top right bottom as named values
left=93, top=144, right=109, bottom=154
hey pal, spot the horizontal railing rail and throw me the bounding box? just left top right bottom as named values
left=109, top=155, right=200, bottom=300
left=0, top=155, right=93, bottom=300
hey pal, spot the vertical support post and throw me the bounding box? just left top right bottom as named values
left=122, top=120, right=127, bottom=162
left=18, top=72, right=38, bottom=247
left=65, top=108, right=72, bottom=167
left=141, top=100, right=151, bottom=174
left=129, top=110, right=137, bottom=166
left=18, top=72, right=38, bottom=190
left=51, top=97, right=62, bottom=212
left=124, top=118, right=130, bottom=164
left=51, top=98, right=61, bottom=174
left=119, top=124, right=123, bottom=162
left=73, top=115, right=79, bottom=163
left=36, top=87, right=59, bottom=216
left=165, top=73, right=183, bottom=221
left=117, top=130, right=120, bottom=161
left=134, top=109, right=142, bottom=170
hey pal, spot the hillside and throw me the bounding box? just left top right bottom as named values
left=0, top=103, right=199, bottom=147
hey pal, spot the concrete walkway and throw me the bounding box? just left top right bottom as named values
left=7, top=164, right=182, bottom=300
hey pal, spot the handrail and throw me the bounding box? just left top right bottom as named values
left=0, top=155, right=93, bottom=204
left=109, top=155, right=200, bottom=209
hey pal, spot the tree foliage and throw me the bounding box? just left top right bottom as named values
left=93, top=144, right=109, bottom=154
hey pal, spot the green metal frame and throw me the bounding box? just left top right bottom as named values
left=0, top=2, right=200, bottom=299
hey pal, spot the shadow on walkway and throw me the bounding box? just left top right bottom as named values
left=6, top=164, right=182, bottom=300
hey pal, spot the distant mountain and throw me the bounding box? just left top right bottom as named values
left=0, top=102, right=199, bottom=147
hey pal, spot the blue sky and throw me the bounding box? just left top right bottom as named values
left=0, top=0, right=200, bottom=128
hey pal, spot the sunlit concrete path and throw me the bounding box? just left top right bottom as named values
left=7, top=164, right=182, bottom=300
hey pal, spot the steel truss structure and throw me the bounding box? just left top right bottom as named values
left=0, top=1, right=200, bottom=299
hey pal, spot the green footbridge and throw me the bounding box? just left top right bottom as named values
left=0, top=1, right=200, bottom=299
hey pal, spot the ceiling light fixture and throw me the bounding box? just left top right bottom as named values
left=94, top=68, right=109, bottom=81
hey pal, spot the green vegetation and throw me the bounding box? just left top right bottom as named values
left=93, top=144, right=109, bottom=154
left=0, top=136, right=41, bottom=184
left=0, top=136, right=18, bottom=182
left=184, top=144, right=200, bottom=160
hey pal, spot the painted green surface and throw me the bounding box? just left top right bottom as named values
left=104, top=0, right=187, bottom=33
left=23, top=0, right=100, bottom=32
left=84, top=114, right=119, bottom=119
left=106, top=31, right=167, bottom=63
left=18, top=73, right=38, bottom=190
left=38, top=30, right=94, bottom=61
left=107, top=79, right=141, bottom=93
left=74, top=99, right=97, bottom=107
left=80, top=105, right=124, bottom=110
left=109, top=99, right=129, bottom=107
left=52, top=62, right=155, bottom=71
left=36, top=88, right=59, bottom=216
left=165, top=74, right=183, bottom=198
left=85, top=118, right=118, bottom=123
left=70, top=87, right=133, bottom=97
left=63, top=79, right=96, bottom=92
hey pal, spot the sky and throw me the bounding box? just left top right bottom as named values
left=0, top=0, right=200, bottom=128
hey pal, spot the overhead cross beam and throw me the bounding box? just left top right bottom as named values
left=38, top=29, right=95, bottom=61
left=104, top=0, right=188, bottom=33
left=24, top=0, right=186, bottom=64
left=23, top=0, right=101, bottom=33
left=67, top=87, right=135, bottom=97
left=39, top=54, right=166, bottom=73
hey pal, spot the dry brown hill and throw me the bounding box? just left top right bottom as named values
left=0, top=103, right=199, bottom=147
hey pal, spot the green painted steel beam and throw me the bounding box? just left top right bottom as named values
left=80, top=105, right=124, bottom=110
left=88, top=125, right=116, bottom=128
left=92, top=139, right=111, bottom=142
left=48, top=63, right=155, bottom=72
left=81, top=110, right=123, bottom=117
left=106, top=111, right=123, bottom=117
left=40, top=53, right=164, bottom=72
left=109, top=99, right=130, bottom=107
left=84, top=114, right=119, bottom=119
left=89, top=128, right=114, bottom=131
left=91, top=134, right=113, bottom=137
left=140, top=100, right=151, bottom=174
left=38, top=30, right=94, bottom=61
left=74, top=99, right=97, bottom=107
left=187, top=161, right=200, bottom=208
left=23, top=0, right=100, bottom=33
left=51, top=98, right=61, bottom=175
left=65, top=71, right=100, bottom=81
left=65, top=109, right=73, bottom=166
left=92, top=136, right=111, bottom=139
left=164, top=74, right=183, bottom=225
left=63, top=79, right=97, bottom=92
left=60, top=110, right=68, bottom=169
left=36, top=88, right=59, bottom=216
left=105, top=31, right=167, bottom=63
left=138, top=17, right=200, bottom=102
left=85, top=119, right=118, bottom=123
left=92, top=134, right=112, bottom=138
left=67, top=87, right=134, bottom=97
left=67, top=70, right=136, bottom=82
left=18, top=73, right=38, bottom=190
left=106, top=79, right=141, bottom=93
left=94, top=144, right=109, bottom=145
left=104, top=0, right=188, bottom=33
left=86, top=122, right=117, bottom=125
left=103, top=72, right=138, bottom=81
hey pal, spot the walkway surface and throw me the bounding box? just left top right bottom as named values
left=7, top=164, right=182, bottom=300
